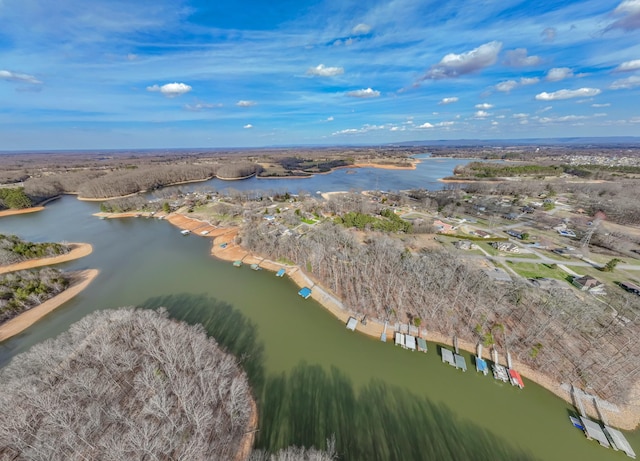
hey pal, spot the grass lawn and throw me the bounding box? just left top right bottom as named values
left=506, top=261, right=570, bottom=281
left=301, top=217, right=319, bottom=225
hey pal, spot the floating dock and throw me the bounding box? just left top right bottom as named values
left=346, top=317, right=358, bottom=331
left=298, top=287, right=312, bottom=299
left=380, top=321, right=387, bottom=342
left=233, top=260, right=242, bottom=267
left=604, top=426, right=636, bottom=458
left=441, top=347, right=456, bottom=367
left=180, top=229, right=191, bottom=235
left=395, top=332, right=405, bottom=348
left=454, top=353, right=467, bottom=371
left=580, top=417, right=611, bottom=448
left=405, top=335, right=416, bottom=351
left=250, top=263, right=262, bottom=271
left=476, top=357, right=488, bottom=375
left=417, top=337, right=428, bottom=353
left=508, top=369, right=524, bottom=388
left=276, top=268, right=286, bottom=277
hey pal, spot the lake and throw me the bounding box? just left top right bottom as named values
left=0, top=158, right=637, bottom=460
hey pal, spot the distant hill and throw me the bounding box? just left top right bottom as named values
left=389, top=137, right=640, bottom=148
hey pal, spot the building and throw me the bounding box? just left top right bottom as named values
left=620, top=281, right=640, bottom=296
left=454, top=240, right=478, bottom=250
left=492, top=241, right=520, bottom=253
left=572, top=275, right=606, bottom=294
left=433, top=219, right=456, bottom=234
left=506, top=229, right=526, bottom=239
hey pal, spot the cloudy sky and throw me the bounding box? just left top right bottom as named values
left=1, top=0, right=640, bottom=149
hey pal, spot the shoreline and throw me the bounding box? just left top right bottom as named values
left=76, top=176, right=216, bottom=201
left=0, top=206, right=45, bottom=217
left=158, top=212, right=640, bottom=430
left=0, top=269, right=99, bottom=342
left=0, top=243, right=93, bottom=275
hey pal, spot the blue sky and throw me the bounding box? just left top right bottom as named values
left=1, top=0, right=640, bottom=149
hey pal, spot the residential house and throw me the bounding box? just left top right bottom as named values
left=473, top=230, right=491, bottom=238
left=492, top=241, right=520, bottom=253
left=433, top=219, right=455, bottom=234
left=454, top=240, right=478, bottom=250
left=572, top=275, right=606, bottom=294
left=506, top=229, right=526, bottom=239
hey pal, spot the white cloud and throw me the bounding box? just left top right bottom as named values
left=306, top=64, right=344, bottom=77
left=435, top=121, right=455, bottom=127
left=495, top=80, right=518, bottom=92
left=535, top=88, right=601, bottom=100
left=495, top=76, right=539, bottom=93
left=610, top=75, right=640, bottom=89
left=541, top=27, right=557, bottom=42
left=539, top=115, right=588, bottom=123
left=503, top=48, right=542, bottom=67
left=475, top=103, right=494, bottom=109
left=613, top=59, right=640, bottom=72
left=439, top=97, right=459, bottom=105
left=0, top=69, right=42, bottom=84
left=592, top=103, right=611, bottom=107
left=184, top=102, right=222, bottom=111
left=546, top=67, right=573, bottom=82
left=346, top=88, right=380, bottom=98
left=326, top=116, right=334, bottom=121
left=606, top=0, right=640, bottom=31
left=352, top=23, right=372, bottom=35
left=332, top=124, right=386, bottom=135
left=538, top=106, right=553, bottom=113
left=421, top=41, right=502, bottom=80
left=474, top=110, right=490, bottom=118
left=127, top=53, right=138, bottom=61
left=243, top=124, right=253, bottom=129
left=236, top=100, right=257, bottom=107
left=520, top=77, right=540, bottom=85
left=418, top=122, right=434, bottom=128
left=513, top=113, right=529, bottom=118
left=147, top=82, right=192, bottom=98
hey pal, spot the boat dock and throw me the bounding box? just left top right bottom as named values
left=476, top=343, right=488, bottom=375
left=298, top=287, right=312, bottom=299
left=416, top=337, right=428, bottom=353
left=250, top=263, right=262, bottom=271
left=405, top=335, right=416, bottom=351
left=395, top=332, right=405, bottom=348
left=454, top=353, right=467, bottom=371
left=380, top=321, right=387, bottom=342
left=346, top=317, right=358, bottom=331
left=276, top=268, right=286, bottom=277
left=441, top=347, right=456, bottom=367
left=233, top=260, right=242, bottom=267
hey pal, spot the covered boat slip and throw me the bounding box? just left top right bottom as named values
left=395, top=332, right=405, bottom=348
left=441, top=347, right=456, bottom=367
left=346, top=317, right=358, bottom=331
left=453, top=354, right=467, bottom=371
left=405, top=335, right=416, bottom=351
left=416, top=337, right=428, bottom=353
left=475, top=357, right=488, bottom=374
left=605, top=426, right=637, bottom=458
left=580, top=417, right=611, bottom=448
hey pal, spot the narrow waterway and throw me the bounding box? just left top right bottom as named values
left=0, top=162, right=637, bottom=460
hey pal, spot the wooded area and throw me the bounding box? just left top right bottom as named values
left=0, top=234, right=70, bottom=265
left=0, top=308, right=254, bottom=460
left=0, top=268, right=69, bottom=323
left=243, top=219, right=640, bottom=406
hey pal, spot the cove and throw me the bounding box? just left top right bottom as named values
left=0, top=165, right=638, bottom=460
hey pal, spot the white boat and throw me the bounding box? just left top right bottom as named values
left=180, top=229, right=191, bottom=236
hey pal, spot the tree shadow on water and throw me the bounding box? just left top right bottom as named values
left=257, top=363, right=538, bottom=461
left=140, top=293, right=265, bottom=393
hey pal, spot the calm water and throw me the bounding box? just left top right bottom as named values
left=0, top=161, right=638, bottom=460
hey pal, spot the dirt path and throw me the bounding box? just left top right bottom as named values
left=0, top=269, right=99, bottom=342
left=0, top=243, right=93, bottom=275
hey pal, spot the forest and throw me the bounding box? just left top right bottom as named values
left=0, top=268, right=70, bottom=323
left=0, top=234, right=71, bottom=265
left=0, top=308, right=254, bottom=460
left=243, top=217, right=640, bottom=407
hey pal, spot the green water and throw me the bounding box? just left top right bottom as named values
left=0, top=196, right=638, bottom=460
